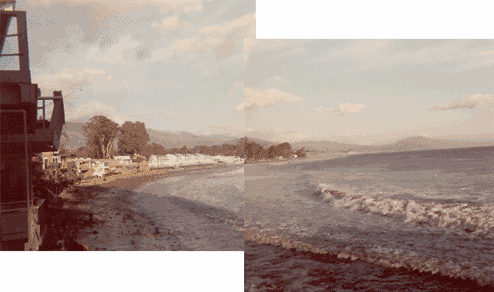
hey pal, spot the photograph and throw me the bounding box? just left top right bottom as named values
left=0, top=1, right=251, bottom=290
left=3, top=0, right=494, bottom=291
left=0, top=0, right=253, bottom=252
left=243, top=39, right=494, bottom=291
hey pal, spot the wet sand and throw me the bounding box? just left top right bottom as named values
left=44, top=164, right=244, bottom=251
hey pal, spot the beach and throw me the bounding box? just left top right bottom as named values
left=44, top=164, right=244, bottom=251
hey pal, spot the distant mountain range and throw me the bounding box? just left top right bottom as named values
left=292, top=136, right=494, bottom=153
left=61, top=121, right=240, bottom=152
left=146, top=128, right=238, bottom=149
left=61, top=121, right=494, bottom=154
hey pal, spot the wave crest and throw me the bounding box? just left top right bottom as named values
left=318, top=184, right=494, bottom=236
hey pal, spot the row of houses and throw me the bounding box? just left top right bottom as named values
left=37, top=151, right=245, bottom=178
left=148, top=154, right=244, bottom=169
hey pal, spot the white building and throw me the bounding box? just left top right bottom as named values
left=92, top=161, right=109, bottom=178
left=114, top=155, right=132, bottom=166
left=148, top=154, right=244, bottom=169
left=39, top=151, right=61, bottom=170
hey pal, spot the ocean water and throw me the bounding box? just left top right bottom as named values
left=136, top=166, right=245, bottom=217
left=245, top=147, right=494, bottom=290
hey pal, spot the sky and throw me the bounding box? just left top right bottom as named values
left=2, top=0, right=254, bottom=138
left=244, top=39, right=494, bottom=145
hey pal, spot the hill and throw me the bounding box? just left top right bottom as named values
left=61, top=121, right=494, bottom=156
left=240, top=137, right=277, bottom=148
left=379, top=136, right=494, bottom=152
left=292, top=136, right=494, bottom=154
left=146, top=128, right=237, bottom=149
left=60, top=122, right=239, bottom=151
left=291, top=140, right=364, bottom=153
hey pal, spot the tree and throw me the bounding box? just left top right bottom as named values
left=259, top=147, right=268, bottom=159
left=118, top=121, right=150, bottom=156
left=82, top=115, right=120, bottom=159
left=143, top=142, right=166, bottom=157
left=267, top=145, right=277, bottom=159
left=179, top=146, right=188, bottom=154
left=236, top=137, right=248, bottom=157
left=295, top=147, right=307, bottom=158
left=193, top=145, right=208, bottom=154
left=265, top=142, right=292, bottom=159
left=280, top=142, right=292, bottom=157
left=30, top=158, right=76, bottom=206
left=245, top=141, right=265, bottom=160
left=220, top=144, right=237, bottom=156
left=74, top=146, right=91, bottom=158
left=169, top=148, right=180, bottom=154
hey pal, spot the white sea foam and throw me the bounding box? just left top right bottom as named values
left=320, top=184, right=494, bottom=236
left=317, top=183, right=334, bottom=192
left=213, top=168, right=244, bottom=177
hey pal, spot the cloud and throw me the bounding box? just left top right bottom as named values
left=480, top=50, right=494, bottom=56
left=34, top=67, right=113, bottom=98
left=152, top=13, right=255, bottom=62
left=151, top=15, right=190, bottom=34
left=264, top=75, right=290, bottom=86
left=312, top=103, right=367, bottom=116
left=157, top=0, right=205, bottom=15
left=237, top=88, right=303, bottom=112
left=27, top=0, right=206, bottom=17
left=428, top=94, right=494, bottom=111
left=317, top=40, right=494, bottom=74
left=205, top=124, right=244, bottom=137
left=333, top=103, right=367, bottom=115
left=151, top=36, right=222, bottom=61
left=244, top=38, right=256, bottom=63
left=64, top=101, right=201, bottom=125
left=181, top=12, right=255, bottom=54
left=245, top=128, right=304, bottom=143
left=85, top=35, right=140, bottom=65
left=118, top=79, right=130, bottom=90
left=162, top=111, right=202, bottom=119
left=64, top=100, right=139, bottom=124
left=200, top=13, right=254, bottom=36
left=172, top=36, right=222, bottom=54
left=245, top=40, right=315, bottom=65
left=314, top=106, right=331, bottom=113
left=234, top=102, right=245, bottom=112
left=278, top=46, right=309, bottom=58
left=227, top=82, right=244, bottom=96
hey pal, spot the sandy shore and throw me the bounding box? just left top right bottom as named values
left=43, top=164, right=244, bottom=251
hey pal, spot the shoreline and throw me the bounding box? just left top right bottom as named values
left=45, top=164, right=244, bottom=251
left=75, top=163, right=240, bottom=189
left=244, top=153, right=351, bottom=167
left=244, top=224, right=494, bottom=291
left=245, top=239, right=494, bottom=292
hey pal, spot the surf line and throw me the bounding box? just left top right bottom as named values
left=243, top=223, right=494, bottom=286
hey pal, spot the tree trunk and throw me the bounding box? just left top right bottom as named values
left=105, top=141, right=113, bottom=159
left=97, top=134, right=105, bottom=158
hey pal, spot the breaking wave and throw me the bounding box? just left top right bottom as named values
left=317, top=184, right=494, bottom=238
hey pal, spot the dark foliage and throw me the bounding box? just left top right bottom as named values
left=118, top=121, right=150, bottom=156
left=82, top=115, right=119, bottom=159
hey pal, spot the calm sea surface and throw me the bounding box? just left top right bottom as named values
left=245, top=147, right=494, bottom=291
